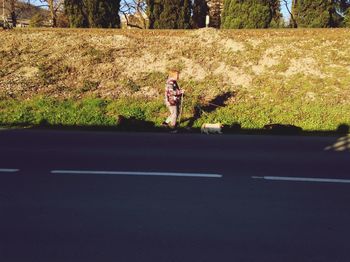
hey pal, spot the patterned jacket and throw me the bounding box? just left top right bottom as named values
left=165, top=78, right=183, bottom=106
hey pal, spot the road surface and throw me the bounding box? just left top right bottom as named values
left=0, top=129, right=349, bottom=262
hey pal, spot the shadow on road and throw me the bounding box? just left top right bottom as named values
left=0, top=120, right=349, bottom=138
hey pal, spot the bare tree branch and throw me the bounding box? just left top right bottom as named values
left=283, top=0, right=297, bottom=28
left=39, top=0, right=63, bottom=27
left=120, top=0, right=147, bottom=29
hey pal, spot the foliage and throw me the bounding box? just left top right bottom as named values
left=120, top=0, right=147, bottom=29
left=57, top=12, right=70, bottom=27
left=64, top=0, right=89, bottom=27
left=192, top=0, right=208, bottom=28
left=29, top=13, right=46, bottom=27
left=86, top=0, right=121, bottom=28
left=64, top=0, right=120, bottom=28
left=147, top=0, right=192, bottom=29
left=292, top=0, right=350, bottom=28
left=38, top=0, right=64, bottom=27
left=221, top=0, right=280, bottom=29
left=344, top=4, right=350, bottom=27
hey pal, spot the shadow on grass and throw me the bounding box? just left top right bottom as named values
left=184, top=91, right=235, bottom=128
left=0, top=118, right=349, bottom=138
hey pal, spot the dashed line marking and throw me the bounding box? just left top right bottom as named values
left=0, top=169, right=20, bottom=173
left=252, top=176, right=350, bottom=184
left=51, top=170, right=223, bottom=178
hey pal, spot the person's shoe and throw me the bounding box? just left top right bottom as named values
left=161, top=121, right=169, bottom=127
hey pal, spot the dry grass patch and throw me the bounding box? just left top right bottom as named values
left=1, top=28, right=350, bottom=130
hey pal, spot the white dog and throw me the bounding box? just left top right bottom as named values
left=201, top=123, right=223, bottom=135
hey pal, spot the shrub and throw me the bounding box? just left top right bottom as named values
left=30, top=13, right=46, bottom=28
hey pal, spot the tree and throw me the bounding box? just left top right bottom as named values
left=64, top=0, right=88, bottom=27
left=221, top=0, right=280, bottom=29
left=146, top=0, right=191, bottom=29
left=120, top=0, right=147, bottom=29
left=29, top=12, right=45, bottom=27
left=269, top=0, right=282, bottom=27
left=340, top=0, right=350, bottom=26
left=282, top=0, right=297, bottom=27
left=1, top=0, right=19, bottom=27
left=64, top=0, right=120, bottom=28
left=345, top=8, right=350, bottom=26
left=178, top=0, right=191, bottom=29
left=146, top=0, right=163, bottom=29
left=38, top=0, right=64, bottom=27
left=292, top=0, right=350, bottom=28
left=192, top=0, right=208, bottom=28
left=86, top=0, right=120, bottom=28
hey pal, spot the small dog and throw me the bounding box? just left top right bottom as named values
left=201, top=123, right=223, bottom=135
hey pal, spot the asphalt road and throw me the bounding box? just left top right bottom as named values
left=0, top=129, right=350, bottom=262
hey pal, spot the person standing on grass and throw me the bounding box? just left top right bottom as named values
left=162, top=69, right=184, bottom=130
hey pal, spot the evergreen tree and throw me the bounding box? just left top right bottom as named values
left=179, top=0, right=192, bottom=29
left=146, top=0, right=155, bottom=28
left=146, top=0, right=163, bottom=28
left=293, top=0, right=349, bottom=28
left=157, top=0, right=178, bottom=28
left=65, top=0, right=120, bottom=28
left=65, top=0, right=89, bottom=27
left=340, top=0, right=350, bottom=27
left=192, top=0, right=208, bottom=28
left=147, top=0, right=191, bottom=29
left=86, top=0, right=120, bottom=28
left=221, top=0, right=279, bottom=29
left=345, top=9, right=350, bottom=27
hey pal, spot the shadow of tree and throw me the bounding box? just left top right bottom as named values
left=324, top=124, right=350, bottom=152
left=184, top=91, right=235, bottom=128
left=0, top=117, right=349, bottom=141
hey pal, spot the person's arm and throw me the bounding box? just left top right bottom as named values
left=173, top=81, right=184, bottom=96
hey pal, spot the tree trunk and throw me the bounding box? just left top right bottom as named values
left=49, top=0, right=57, bottom=27
left=51, top=12, right=57, bottom=27
left=10, top=0, right=16, bottom=27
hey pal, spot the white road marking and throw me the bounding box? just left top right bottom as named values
left=252, top=176, right=350, bottom=184
left=51, top=170, right=223, bottom=178
left=0, top=168, right=19, bottom=173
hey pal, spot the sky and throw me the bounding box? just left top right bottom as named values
left=281, top=0, right=292, bottom=20
left=29, top=0, right=292, bottom=21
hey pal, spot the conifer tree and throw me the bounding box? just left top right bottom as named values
left=192, top=0, right=208, bottom=28
left=86, top=0, right=120, bottom=28
left=157, top=0, right=177, bottom=28
left=64, top=0, right=88, bottom=27
left=292, top=0, right=349, bottom=28
left=345, top=9, right=350, bottom=27
left=65, top=0, right=120, bottom=28
left=147, top=0, right=191, bottom=29
left=221, top=0, right=279, bottom=29
left=179, top=0, right=192, bottom=29
left=146, top=0, right=164, bottom=28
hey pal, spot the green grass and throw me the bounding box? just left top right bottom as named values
left=0, top=95, right=349, bottom=131
left=1, top=29, right=350, bottom=132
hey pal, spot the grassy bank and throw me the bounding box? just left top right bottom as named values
left=1, top=28, right=350, bottom=131
left=0, top=95, right=349, bottom=131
